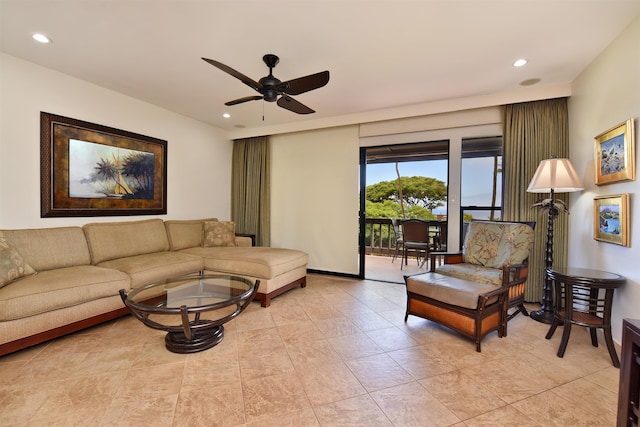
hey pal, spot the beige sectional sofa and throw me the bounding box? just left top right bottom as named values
left=0, top=218, right=308, bottom=356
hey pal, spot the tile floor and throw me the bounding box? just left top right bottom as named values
left=0, top=274, right=621, bottom=426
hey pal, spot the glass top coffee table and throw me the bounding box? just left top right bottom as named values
left=119, top=273, right=259, bottom=353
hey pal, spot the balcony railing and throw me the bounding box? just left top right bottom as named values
left=364, top=218, right=396, bottom=256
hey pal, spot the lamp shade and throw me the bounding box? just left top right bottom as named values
left=527, top=158, right=584, bottom=193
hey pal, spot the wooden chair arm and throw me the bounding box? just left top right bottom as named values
left=477, top=285, right=509, bottom=311
left=500, top=263, right=529, bottom=286
left=429, top=252, right=464, bottom=271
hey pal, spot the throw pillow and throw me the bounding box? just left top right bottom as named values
left=0, top=231, right=36, bottom=288
left=203, top=221, right=236, bottom=247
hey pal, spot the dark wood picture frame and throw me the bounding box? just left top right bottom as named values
left=41, top=112, right=167, bottom=217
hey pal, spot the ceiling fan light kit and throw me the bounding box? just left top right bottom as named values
left=202, top=54, right=329, bottom=114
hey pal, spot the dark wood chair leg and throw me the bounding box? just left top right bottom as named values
left=590, top=328, right=599, bottom=347
left=603, top=327, right=620, bottom=368
left=545, top=316, right=561, bottom=339
left=557, top=322, right=572, bottom=357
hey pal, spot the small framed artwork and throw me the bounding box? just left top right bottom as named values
left=593, top=193, right=630, bottom=247
left=594, top=118, right=635, bottom=185
left=41, top=112, right=167, bottom=217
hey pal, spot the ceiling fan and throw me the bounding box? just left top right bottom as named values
left=202, top=54, right=329, bottom=114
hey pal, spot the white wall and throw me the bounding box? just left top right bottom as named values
left=270, top=126, right=360, bottom=274
left=0, top=53, right=232, bottom=229
left=568, top=16, right=640, bottom=342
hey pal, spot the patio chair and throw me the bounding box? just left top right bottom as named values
left=401, top=219, right=431, bottom=270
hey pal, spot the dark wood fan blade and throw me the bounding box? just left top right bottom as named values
left=225, top=96, right=263, bottom=106
left=277, top=95, right=315, bottom=114
left=202, top=58, right=262, bottom=92
left=282, top=71, right=329, bottom=95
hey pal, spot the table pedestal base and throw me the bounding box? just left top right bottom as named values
left=165, top=324, right=224, bottom=354
left=530, top=309, right=555, bottom=324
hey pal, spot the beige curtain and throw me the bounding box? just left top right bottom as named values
left=231, top=136, right=270, bottom=247
left=502, top=98, right=569, bottom=302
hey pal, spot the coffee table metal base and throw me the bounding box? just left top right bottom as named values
left=165, top=323, right=224, bottom=354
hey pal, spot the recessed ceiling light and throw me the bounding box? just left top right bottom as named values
left=513, top=59, right=527, bottom=67
left=223, top=113, right=231, bottom=118
left=32, top=33, right=52, bottom=44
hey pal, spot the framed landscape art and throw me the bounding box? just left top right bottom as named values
left=595, top=118, right=635, bottom=185
left=41, top=112, right=167, bottom=217
left=593, top=193, right=630, bottom=247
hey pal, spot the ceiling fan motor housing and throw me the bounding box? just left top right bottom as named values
left=259, top=75, right=282, bottom=102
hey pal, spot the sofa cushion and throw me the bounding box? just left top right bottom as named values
left=1, top=227, right=91, bottom=271
left=203, top=221, right=236, bottom=247
left=97, top=251, right=203, bottom=288
left=0, top=265, right=130, bottom=321
left=435, top=263, right=503, bottom=286
left=493, top=223, right=535, bottom=267
left=462, top=221, right=504, bottom=267
left=462, top=221, right=534, bottom=268
left=406, top=272, right=499, bottom=310
left=0, top=231, right=36, bottom=288
left=165, top=218, right=218, bottom=251
left=180, top=247, right=308, bottom=279
left=84, top=219, right=170, bottom=264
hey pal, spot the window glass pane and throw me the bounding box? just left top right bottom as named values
left=461, top=156, right=502, bottom=206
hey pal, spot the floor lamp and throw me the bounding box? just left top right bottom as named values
left=527, top=158, right=583, bottom=324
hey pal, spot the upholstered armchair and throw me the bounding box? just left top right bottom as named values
left=430, top=220, right=536, bottom=321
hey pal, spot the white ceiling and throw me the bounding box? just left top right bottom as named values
left=1, top=0, right=639, bottom=138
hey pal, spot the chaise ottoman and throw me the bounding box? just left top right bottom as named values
left=404, top=271, right=508, bottom=351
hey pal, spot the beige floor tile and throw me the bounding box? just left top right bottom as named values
left=387, top=345, right=457, bottom=380
left=182, top=353, right=242, bottom=391
left=110, top=362, right=185, bottom=406
left=239, top=346, right=294, bottom=379
left=464, top=404, right=543, bottom=426
left=332, top=300, right=375, bottom=316
left=460, top=353, right=571, bottom=404
left=313, top=394, right=392, bottom=426
left=512, top=388, right=614, bottom=426
left=0, top=380, right=61, bottom=425
left=313, top=316, right=362, bottom=337
left=286, top=338, right=342, bottom=369
left=234, top=307, right=276, bottom=332
left=550, top=377, right=618, bottom=421
left=346, top=353, right=414, bottom=392
left=175, top=383, right=245, bottom=427
left=236, top=326, right=285, bottom=354
left=328, top=332, right=384, bottom=361
left=420, top=370, right=508, bottom=420
left=27, top=407, right=106, bottom=427
left=364, top=326, right=419, bottom=352
left=269, top=303, right=311, bottom=326
left=102, top=394, right=177, bottom=427
left=242, top=371, right=311, bottom=424
left=370, top=381, right=460, bottom=427
left=302, top=304, right=345, bottom=322
left=297, top=361, right=366, bottom=406
left=277, top=320, right=325, bottom=345
left=348, top=311, right=395, bottom=331
left=246, top=407, right=319, bottom=426
left=583, top=366, right=621, bottom=394
left=31, top=371, right=127, bottom=420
